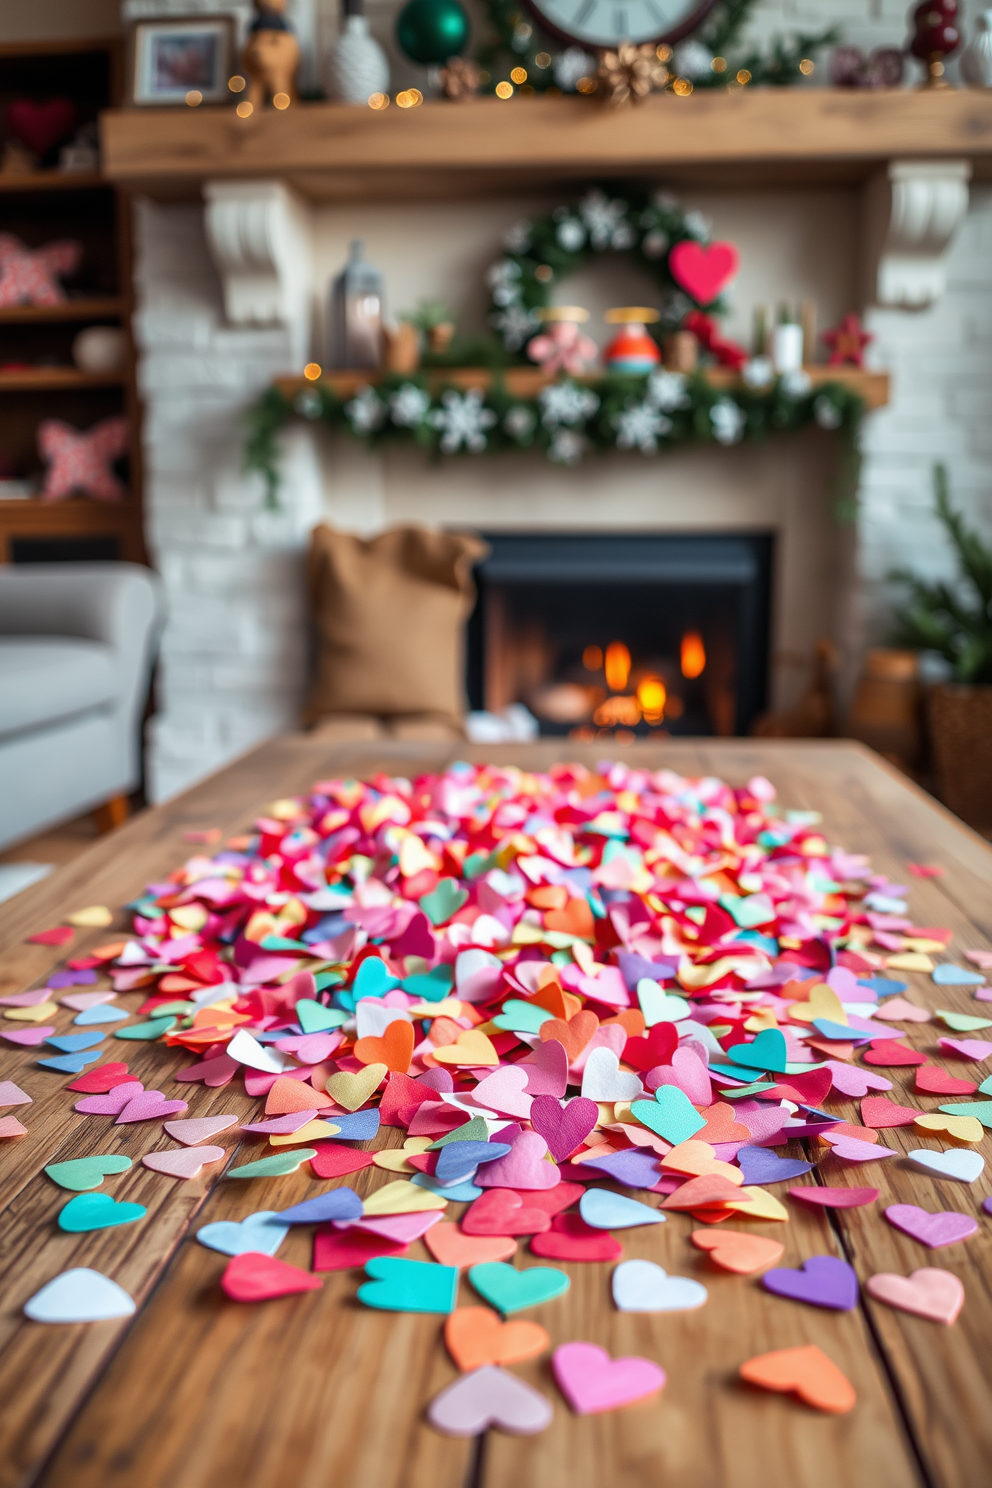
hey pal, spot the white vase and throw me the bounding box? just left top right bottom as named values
left=771, top=322, right=804, bottom=374
left=962, top=11, right=992, bottom=88
left=325, top=15, right=390, bottom=104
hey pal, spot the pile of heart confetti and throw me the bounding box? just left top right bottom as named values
left=7, top=760, right=992, bottom=1429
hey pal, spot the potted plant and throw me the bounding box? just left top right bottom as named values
left=890, top=463, right=992, bottom=833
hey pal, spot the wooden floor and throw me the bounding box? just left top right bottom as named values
left=1, top=737, right=991, bottom=1488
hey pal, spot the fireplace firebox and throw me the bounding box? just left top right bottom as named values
left=466, top=533, right=773, bottom=738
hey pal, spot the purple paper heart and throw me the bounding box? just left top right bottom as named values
left=732, top=1100, right=792, bottom=1147
left=825, top=1061, right=892, bottom=1097
left=115, top=1090, right=188, bottom=1123
left=175, top=1054, right=238, bottom=1086
left=983, top=1197, right=992, bottom=1216
left=736, top=1145, right=814, bottom=1185
left=529, top=1095, right=598, bottom=1162
left=428, top=1364, right=552, bottom=1436
left=762, top=1255, right=859, bottom=1310
left=885, top=1204, right=979, bottom=1248
left=75, top=1081, right=144, bottom=1115
left=577, top=1149, right=662, bottom=1189
left=2, top=1026, right=56, bottom=1046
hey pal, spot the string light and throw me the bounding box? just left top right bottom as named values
left=228, top=75, right=246, bottom=92
left=303, top=363, right=322, bottom=381
left=711, top=55, right=727, bottom=72
left=368, top=92, right=389, bottom=109
left=583, top=645, right=603, bottom=671
left=534, top=52, right=551, bottom=67
left=185, top=90, right=202, bottom=106
left=799, top=57, right=815, bottom=74
left=575, top=75, right=596, bottom=93
left=510, top=66, right=527, bottom=83
left=736, top=68, right=751, bottom=84
left=236, top=100, right=253, bottom=117
left=495, top=80, right=514, bottom=98
left=656, top=43, right=672, bottom=61
left=273, top=92, right=291, bottom=109
left=396, top=88, right=423, bottom=107
left=672, top=77, right=693, bottom=95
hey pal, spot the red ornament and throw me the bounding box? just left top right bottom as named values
left=682, top=310, right=748, bottom=372
left=909, top=0, right=960, bottom=86
left=820, top=313, right=873, bottom=368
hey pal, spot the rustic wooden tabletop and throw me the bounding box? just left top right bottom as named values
left=1, top=738, right=990, bottom=1488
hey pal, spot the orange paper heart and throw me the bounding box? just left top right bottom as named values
left=543, top=897, right=595, bottom=937
left=444, top=1306, right=550, bottom=1371
left=539, top=1010, right=598, bottom=1061
left=424, top=1221, right=517, bottom=1268
left=691, top=1227, right=784, bottom=1273
left=739, top=1345, right=856, bottom=1414
left=354, top=1020, right=415, bottom=1074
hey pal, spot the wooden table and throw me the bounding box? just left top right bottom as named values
left=2, top=737, right=991, bottom=1488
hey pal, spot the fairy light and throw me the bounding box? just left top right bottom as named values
left=711, top=55, right=727, bottom=72
left=604, top=642, right=631, bottom=693
left=656, top=43, right=671, bottom=61
left=681, top=631, right=706, bottom=679
left=396, top=88, right=423, bottom=107
left=228, top=75, right=246, bottom=92
left=185, top=90, right=202, bottom=106
left=303, top=363, right=322, bottom=381
left=510, top=66, right=527, bottom=83
left=495, top=80, right=514, bottom=98
left=672, top=77, right=693, bottom=95
left=535, top=52, right=551, bottom=67
left=799, top=57, right=815, bottom=75
left=273, top=92, right=291, bottom=109
left=236, top=100, right=253, bottom=117
left=575, top=75, right=596, bottom=93
left=583, top=645, right=603, bottom=672
left=736, top=68, right=751, bottom=85
left=368, top=92, right=389, bottom=109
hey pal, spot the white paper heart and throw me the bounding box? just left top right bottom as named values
left=197, top=1210, right=290, bottom=1257
left=580, top=1046, right=643, bottom=1102
left=612, top=1259, right=708, bottom=1312
left=355, top=1001, right=413, bottom=1039
left=24, top=1267, right=135, bottom=1323
left=906, top=1148, right=985, bottom=1184
left=225, top=1029, right=294, bottom=1074
left=637, top=979, right=690, bottom=1026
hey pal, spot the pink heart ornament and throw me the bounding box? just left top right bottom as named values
left=647, top=1046, right=711, bottom=1104
left=142, top=1145, right=226, bottom=1180
left=75, top=1081, right=144, bottom=1115
left=163, top=1115, right=238, bottom=1145
left=473, top=1065, right=534, bottom=1118
left=885, top=1204, right=979, bottom=1248
left=825, top=1061, right=892, bottom=1097
left=115, top=1090, right=188, bottom=1124
left=476, top=1130, right=561, bottom=1190
left=428, top=1364, right=553, bottom=1436
left=519, top=1039, right=568, bottom=1097
left=668, top=240, right=740, bottom=305
left=823, top=1134, right=898, bottom=1163
left=552, top=1341, right=666, bottom=1414
left=866, top=1267, right=964, bottom=1324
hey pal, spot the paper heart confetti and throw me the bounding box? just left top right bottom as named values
left=24, top=1268, right=135, bottom=1323
left=736, top=1146, right=814, bottom=1185
left=74, top=1082, right=144, bottom=1116
left=861, top=1096, right=918, bottom=1128
left=612, top=1259, right=707, bottom=1312
left=221, top=1252, right=322, bottom=1302
left=358, top=1255, right=458, bottom=1313
left=427, top=1364, right=553, bottom=1436
left=424, top=1221, right=517, bottom=1268
left=476, top=1131, right=561, bottom=1191
left=57, top=1193, right=146, bottom=1232
left=164, top=1116, right=238, bottom=1145
left=739, top=1346, right=856, bottom=1413
left=885, top=1204, right=978, bottom=1247
left=579, top=1188, right=663, bottom=1229
left=67, top=1063, right=131, bottom=1093
left=915, top=1112, right=984, bottom=1143
left=822, top=1133, right=898, bottom=1163
left=45, top=1155, right=132, bottom=1191
left=444, top=1307, right=549, bottom=1372
left=530, top=1212, right=624, bottom=1262
left=0, top=1080, right=31, bottom=1107
left=906, top=1148, right=985, bottom=1183
left=461, top=1189, right=552, bottom=1236
left=788, top=1186, right=878, bottom=1209
left=915, top=1066, right=977, bottom=1096
left=631, top=1087, right=706, bottom=1145
left=472, top=1066, right=533, bottom=1118
left=579, top=1047, right=643, bottom=1102
left=468, top=1260, right=570, bottom=1315
left=529, top=1094, right=598, bottom=1161
left=142, top=1146, right=226, bottom=1180
left=825, top=1062, right=892, bottom=1097
left=762, top=1256, right=859, bottom=1311
left=691, top=1229, right=784, bottom=1273
left=115, top=1090, right=188, bottom=1124
left=552, top=1341, right=666, bottom=1414
left=865, top=1267, right=964, bottom=1324
left=197, top=1211, right=291, bottom=1257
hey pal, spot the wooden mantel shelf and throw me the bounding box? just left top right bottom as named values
left=100, top=89, right=992, bottom=201
left=274, top=365, right=890, bottom=409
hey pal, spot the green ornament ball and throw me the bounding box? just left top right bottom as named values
left=396, top=0, right=470, bottom=65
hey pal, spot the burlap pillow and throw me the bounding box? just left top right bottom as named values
left=303, top=524, right=488, bottom=726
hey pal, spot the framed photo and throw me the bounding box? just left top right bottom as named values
left=129, top=16, right=235, bottom=106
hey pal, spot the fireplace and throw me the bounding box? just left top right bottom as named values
left=466, top=532, right=773, bottom=739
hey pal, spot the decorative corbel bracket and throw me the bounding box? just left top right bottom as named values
left=203, top=179, right=314, bottom=364
left=863, top=159, right=971, bottom=309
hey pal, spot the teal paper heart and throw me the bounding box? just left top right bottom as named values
left=420, top=879, right=469, bottom=927
left=225, top=1149, right=318, bottom=1179
left=936, top=1010, right=992, bottom=1033
left=493, top=999, right=552, bottom=1034
left=358, top=1256, right=458, bottom=1313
left=401, top=967, right=453, bottom=1002
left=296, top=999, right=346, bottom=1033
left=58, top=1192, right=146, bottom=1232
left=937, top=1100, right=992, bottom=1127
left=725, top=1028, right=788, bottom=1073
left=631, top=1087, right=706, bottom=1145
left=429, top=1116, right=489, bottom=1148
left=468, top=1261, right=570, bottom=1315
left=45, top=1155, right=133, bottom=1191
left=114, top=1016, right=177, bottom=1041
left=352, top=957, right=400, bottom=1001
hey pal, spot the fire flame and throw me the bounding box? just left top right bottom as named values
left=636, top=676, right=667, bottom=721
left=681, top=631, right=706, bottom=679
left=604, top=641, right=631, bottom=692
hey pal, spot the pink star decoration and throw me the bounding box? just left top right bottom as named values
left=0, top=233, right=82, bottom=308
left=37, top=417, right=130, bottom=503
left=821, top=313, right=874, bottom=368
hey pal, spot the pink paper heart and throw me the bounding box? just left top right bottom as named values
left=552, top=1341, right=666, bottom=1414
left=865, top=1267, right=964, bottom=1324
left=347, top=1211, right=444, bottom=1242
left=0, top=1114, right=28, bottom=1138
left=428, top=1364, right=553, bottom=1436
left=142, top=1145, right=226, bottom=1179
left=273, top=1032, right=342, bottom=1063
left=824, top=1061, right=892, bottom=1097
left=473, top=1065, right=533, bottom=1118
left=163, top=1115, right=238, bottom=1145
left=530, top=1094, right=598, bottom=1162
left=647, top=1046, right=712, bottom=1105
left=823, top=1133, right=898, bottom=1162
left=668, top=240, right=740, bottom=305
left=826, top=967, right=859, bottom=999
left=519, top=1039, right=568, bottom=1097
left=569, top=1023, right=626, bottom=1077
left=3, top=1026, right=55, bottom=1046
left=0, top=987, right=57, bottom=1007
left=939, top=1038, right=992, bottom=1061
left=873, top=997, right=931, bottom=1023
left=175, top=1053, right=237, bottom=1087
left=75, top=1081, right=144, bottom=1115
left=0, top=1081, right=31, bottom=1107
left=885, top=1204, right=978, bottom=1248
left=476, top=1130, right=561, bottom=1190
left=59, top=992, right=117, bottom=1012
left=241, top=1110, right=319, bottom=1134
left=115, top=1089, right=188, bottom=1124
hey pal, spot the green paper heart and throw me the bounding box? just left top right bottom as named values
left=58, top=1192, right=146, bottom=1232
left=493, top=999, right=552, bottom=1034
left=358, top=1256, right=458, bottom=1313
left=225, top=1149, right=318, bottom=1179
left=725, top=1027, right=789, bottom=1073
left=631, top=1087, right=706, bottom=1145
left=114, top=1016, right=177, bottom=1041
left=937, top=1100, right=992, bottom=1127
left=352, top=957, right=400, bottom=1000
left=401, top=966, right=454, bottom=1001
left=296, top=999, right=347, bottom=1033
left=429, top=1116, right=489, bottom=1149
left=936, top=1010, right=992, bottom=1033
left=468, top=1260, right=570, bottom=1315
left=636, top=979, right=690, bottom=1027
left=420, top=878, right=468, bottom=927
left=45, top=1155, right=133, bottom=1191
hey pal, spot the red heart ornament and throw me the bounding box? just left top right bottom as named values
left=529, top=1212, right=622, bottom=1262
left=7, top=98, right=78, bottom=157
left=461, top=1189, right=552, bottom=1236
left=221, top=1252, right=323, bottom=1301
left=67, top=1062, right=131, bottom=1093
left=668, top=240, right=740, bottom=305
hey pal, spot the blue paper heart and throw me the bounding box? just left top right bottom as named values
left=358, top=1256, right=458, bottom=1313
left=328, top=1107, right=380, bottom=1141
left=578, top=1149, right=662, bottom=1189
left=811, top=1019, right=873, bottom=1043
left=277, top=1188, right=363, bottom=1224
left=410, top=1172, right=482, bottom=1201
left=860, top=976, right=907, bottom=998
left=58, top=1193, right=146, bottom=1232
left=37, top=1051, right=102, bottom=1073
left=725, top=1028, right=788, bottom=1072
left=435, top=1140, right=510, bottom=1184
left=352, top=957, right=400, bottom=1001
left=578, top=1187, right=665, bottom=1229
left=73, top=1004, right=128, bottom=1026
left=736, top=1145, right=814, bottom=1185
left=45, top=1030, right=106, bottom=1053
left=933, top=964, right=986, bottom=986
left=197, top=1210, right=290, bottom=1257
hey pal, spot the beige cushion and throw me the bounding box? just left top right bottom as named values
left=304, top=524, right=487, bottom=727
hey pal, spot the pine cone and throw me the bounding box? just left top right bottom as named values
left=440, top=56, right=482, bottom=99
left=596, top=43, right=668, bottom=106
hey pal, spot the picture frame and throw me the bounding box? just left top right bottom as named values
left=128, top=16, right=235, bottom=106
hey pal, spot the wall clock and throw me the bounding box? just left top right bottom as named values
left=524, top=0, right=717, bottom=51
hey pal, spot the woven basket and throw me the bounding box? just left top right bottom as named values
left=927, top=683, right=992, bottom=833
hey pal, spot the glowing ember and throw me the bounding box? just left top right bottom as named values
left=582, top=644, right=603, bottom=671
left=681, top=631, right=706, bottom=679
left=636, top=676, right=667, bottom=722
left=604, top=641, right=631, bottom=692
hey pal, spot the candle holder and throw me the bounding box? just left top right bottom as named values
left=910, top=0, right=960, bottom=88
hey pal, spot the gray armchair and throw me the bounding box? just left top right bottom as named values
left=0, top=562, right=162, bottom=850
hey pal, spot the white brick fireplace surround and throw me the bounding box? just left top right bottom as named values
left=134, top=170, right=992, bottom=803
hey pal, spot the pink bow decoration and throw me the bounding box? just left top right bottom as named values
left=526, top=321, right=599, bottom=376
left=37, top=417, right=129, bottom=503
left=0, top=232, right=82, bottom=308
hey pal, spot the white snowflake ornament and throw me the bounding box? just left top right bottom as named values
left=710, top=397, right=746, bottom=445
left=389, top=384, right=431, bottom=427
left=345, top=386, right=386, bottom=433
left=538, top=381, right=600, bottom=429
left=613, top=402, right=673, bottom=453
left=428, top=389, right=497, bottom=452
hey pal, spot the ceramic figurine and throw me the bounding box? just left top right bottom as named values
left=526, top=307, right=598, bottom=375
left=962, top=10, right=992, bottom=86
left=243, top=0, right=301, bottom=109
left=602, top=307, right=661, bottom=373
left=326, top=0, right=390, bottom=104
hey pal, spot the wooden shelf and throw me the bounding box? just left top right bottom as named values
left=0, top=497, right=144, bottom=563
left=100, top=90, right=992, bottom=201
left=0, top=299, right=125, bottom=324
left=275, top=365, right=890, bottom=409
left=0, top=171, right=106, bottom=193
left=0, top=368, right=127, bottom=391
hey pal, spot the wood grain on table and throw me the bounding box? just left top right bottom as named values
left=1, top=739, right=990, bottom=1488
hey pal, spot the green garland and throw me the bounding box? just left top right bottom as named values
left=244, top=367, right=864, bottom=506
left=474, top=0, right=838, bottom=96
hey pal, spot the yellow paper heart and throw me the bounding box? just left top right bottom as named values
left=744, top=1010, right=780, bottom=1032
left=398, top=834, right=441, bottom=878
left=787, top=984, right=846, bottom=1026
left=324, top=1063, right=388, bottom=1111
left=661, top=1139, right=744, bottom=1185
left=168, top=905, right=208, bottom=932
left=373, top=1137, right=433, bottom=1173
left=902, top=938, right=947, bottom=955
left=407, top=997, right=463, bottom=1019
left=724, top=1186, right=789, bottom=1221
left=363, top=1179, right=447, bottom=1216
left=269, top=1119, right=341, bottom=1146
left=67, top=905, right=114, bottom=929
left=914, top=1113, right=984, bottom=1144
left=885, top=952, right=934, bottom=972
left=432, top=1031, right=499, bottom=1067
left=6, top=1002, right=59, bottom=1023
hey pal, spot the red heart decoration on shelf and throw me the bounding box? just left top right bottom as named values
left=668, top=240, right=740, bottom=305
left=7, top=98, right=78, bottom=157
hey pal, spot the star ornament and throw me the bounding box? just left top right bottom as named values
left=0, top=232, right=81, bottom=308
left=38, top=417, right=129, bottom=503
left=821, top=313, right=873, bottom=368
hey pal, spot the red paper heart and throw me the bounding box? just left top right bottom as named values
left=510, top=1181, right=584, bottom=1217
left=529, top=1212, right=622, bottom=1262
left=7, top=98, right=78, bottom=158
left=861, top=1095, right=918, bottom=1129
left=668, top=240, right=740, bottom=305
left=622, top=1021, right=678, bottom=1073
left=914, top=1065, right=977, bottom=1096
left=862, top=1040, right=927, bottom=1067
left=462, top=1189, right=551, bottom=1236
left=309, top=1144, right=376, bottom=1179
left=66, top=1062, right=131, bottom=1093
left=221, top=1252, right=323, bottom=1301
left=28, top=926, right=73, bottom=946
left=312, top=1227, right=407, bottom=1271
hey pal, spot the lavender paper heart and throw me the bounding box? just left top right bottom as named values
left=885, top=1204, right=979, bottom=1248
left=736, top=1145, right=814, bottom=1185
left=762, top=1255, right=859, bottom=1310
left=428, top=1364, right=552, bottom=1436
left=115, top=1090, right=188, bottom=1123
left=75, top=1081, right=144, bottom=1115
